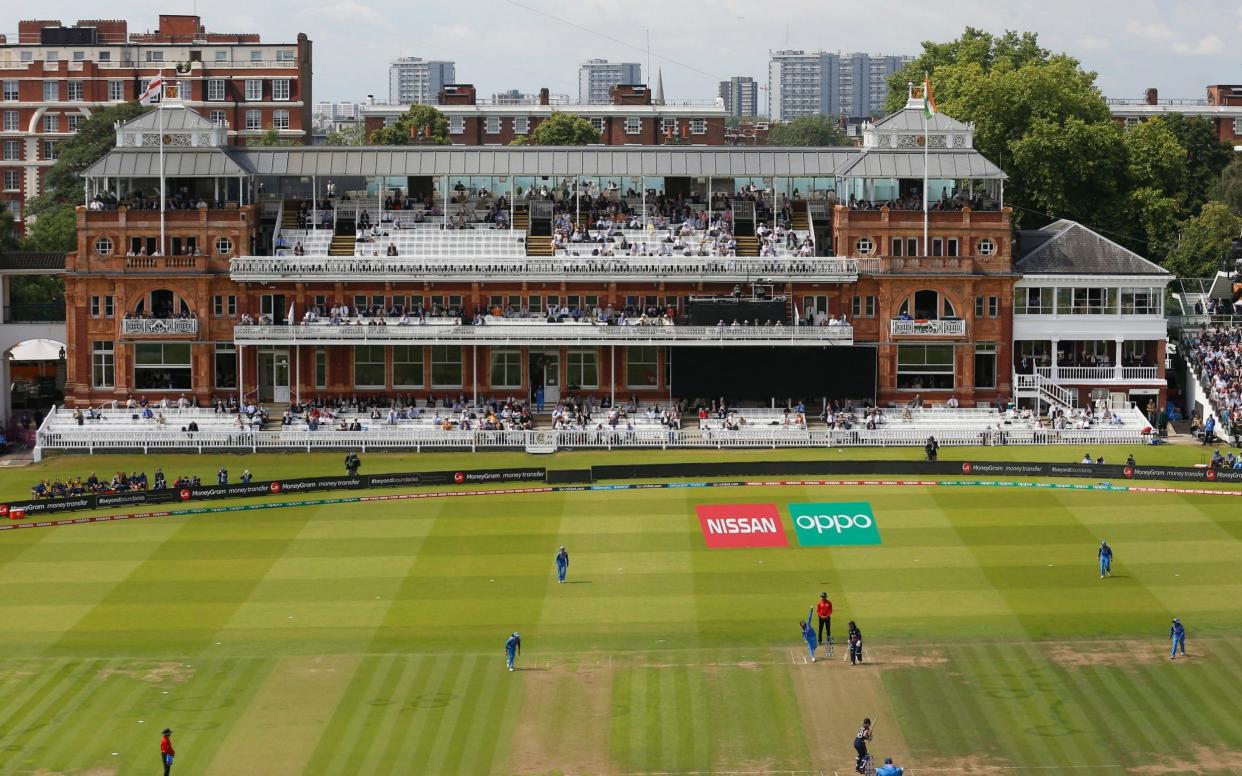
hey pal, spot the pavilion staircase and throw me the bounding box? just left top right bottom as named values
left=281, top=200, right=303, bottom=230
left=526, top=235, right=555, bottom=256
left=735, top=235, right=760, bottom=256
left=329, top=235, right=356, bottom=256
left=790, top=200, right=810, bottom=233
left=511, top=206, right=529, bottom=232
left=1014, top=372, right=1077, bottom=414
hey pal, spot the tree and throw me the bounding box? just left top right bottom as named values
left=21, top=204, right=77, bottom=254
left=247, top=128, right=295, bottom=147
left=1208, top=157, right=1242, bottom=217
left=368, top=104, right=449, bottom=145
left=0, top=210, right=19, bottom=251
left=324, top=123, right=365, bottom=147
left=518, top=112, right=600, bottom=146
left=28, top=101, right=147, bottom=217
left=765, top=115, right=850, bottom=146
left=1156, top=115, right=1233, bottom=216
left=1163, top=202, right=1242, bottom=277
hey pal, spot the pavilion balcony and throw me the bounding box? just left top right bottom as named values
left=231, top=322, right=854, bottom=347
left=1032, top=366, right=1163, bottom=384
left=889, top=319, right=966, bottom=337
left=122, top=318, right=199, bottom=336
left=228, top=256, right=865, bottom=284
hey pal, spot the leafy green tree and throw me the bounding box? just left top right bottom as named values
left=369, top=104, right=450, bottom=145
left=1209, top=157, right=1242, bottom=217
left=21, top=204, right=77, bottom=254
left=1155, top=115, right=1232, bottom=215
left=517, top=112, right=600, bottom=146
left=1163, top=202, right=1242, bottom=277
left=0, top=210, right=19, bottom=251
left=765, top=115, right=850, bottom=146
left=28, top=101, right=147, bottom=216
left=324, top=123, right=365, bottom=146
left=247, top=128, right=295, bottom=147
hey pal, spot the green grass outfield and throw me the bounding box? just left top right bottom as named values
left=3, top=480, right=1242, bottom=775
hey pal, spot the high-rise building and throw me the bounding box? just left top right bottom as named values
left=768, top=50, right=910, bottom=122
left=0, top=14, right=312, bottom=231
left=388, top=57, right=455, bottom=105
left=718, top=77, right=759, bottom=119
left=578, top=59, right=641, bottom=104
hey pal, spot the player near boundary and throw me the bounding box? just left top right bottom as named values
left=816, top=591, right=833, bottom=648
left=853, top=718, right=873, bottom=773
left=847, top=620, right=864, bottom=665
left=800, top=606, right=818, bottom=662
left=1170, top=618, right=1186, bottom=659
left=555, top=546, right=569, bottom=584
left=505, top=631, right=522, bottom=671
left=159, top=728, right=175, bottom=775
left=1098, top=540, right=1113, bottom=578
left=876, top=756, right=903, bottom=776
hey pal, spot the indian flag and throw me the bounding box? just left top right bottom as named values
left=922, top=75, right=937, bottom=119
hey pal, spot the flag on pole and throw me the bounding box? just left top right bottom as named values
left=921, top=75, right=937, bottom=119
left=139, top=74, right=164, bottom=105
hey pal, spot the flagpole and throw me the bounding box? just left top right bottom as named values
left=922, top=75, right=929, bottom=258
left=158, top=68, right=166, bottom=256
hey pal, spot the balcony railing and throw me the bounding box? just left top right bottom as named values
left=232, top=323, right=853, bottom=347
left=229, top=256, right=863, bottom=283
left=1033, top=366, right=1161, bottom=383
left=123, top=318, right=199, bottom=336
left=889, top=319, right=966, bottom=336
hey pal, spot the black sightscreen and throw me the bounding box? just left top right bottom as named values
left=671, top=346, right=877, bottom=403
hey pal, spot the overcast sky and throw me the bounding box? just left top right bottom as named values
left=6, top=0, right=1240, bottom=104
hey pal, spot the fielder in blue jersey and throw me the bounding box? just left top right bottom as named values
left=1098, top=540, right=1113, bottom=578
left=505, top=632, right=522, bottom=671
left=555, top=546, right=569, bottom=584
left=1170, top=618, right=1186, bottom=659
left=800, top=606, right=818, bottom=662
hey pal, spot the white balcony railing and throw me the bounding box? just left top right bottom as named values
left=122, top=318, right=199, bottom=336
left=232, top=323, right=854, bottom=347
left=229, top=256, right=863, bottom=283
left=1034, top=366, right=1161, bottom=383
left=889, top=319, right=967, bottom=336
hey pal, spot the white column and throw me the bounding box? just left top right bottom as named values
left=1115, top=338, right=1124, bottom=382
left=295, top=345, right=301, bottom=404
left=312, top=175, right=317, bottom=233
left=1050, top=339, right=1059, bottom=382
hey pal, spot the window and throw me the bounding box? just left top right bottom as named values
left=272, top=79, right=290, bottom=101
left=145, top=51, right=164, bottom=62
left=890, top=237, right=903, bottom=256
left=490, top=347, right=522, bottom=388
left=626, top=346, right=658, bottom=388
left=134, top=343, right=192, bottom=390
left=94, top=237, right=113, bottom=256
left=207, top=79, right=226, bottom=101
left=277, top=50, right=296, bottom=63
left=1121, top=287, right=1161, bottom=315
left=1056, top=287, right=1117, bottom=315
left=353, top=345, right=386, bottom=388
left=90, top=295, right=115, bottom=318
left=250, top=50, right=263, bottom=62
left=2, top=141, right=18, bottom=161
left=624, top=116, right=641, bottom=134
left=245, top=110, right=261, bottom=130
left=45, top=51, right=59, bottom=63
left=67, top=81, right=83, bottom=101
left=43, top=114, right=59, bottom=133
left=91, top=342, right=114, bottom=388
left=3, top=111, right=17, bottom=131
left=515, top=116, right=529, bottom=134
left=691, top=118, right=706, bottom=135
left=485, top=116, right=500, bottom=134
left=851, top=295, right=876, bottom=317
left=393, top=346, right=424, bottom=387
left=1014, top=287, right=1053, bottom=315
left=42, top=141, right=57, bottom=161
left=43, top=81, right=60, bottom=101
left=72, top=51, right=85, bottom=62
left=273, top=110, right=289, bottom=130
left=209, top=110, right=226, bottom=126
left=2, top=81, right=17, bottom=101
left=897, top=344, right=955, bottom=390
left=974, top=296, right=997, bottom=318
left=431, top=345, right=462, bottom=387
left=974, top=342, right=997, bottom=389
left=215, top=236, right=233, bottom=255
left=215, top=345, right=237, bottom=389
left=977, top=237, right=996, bottom=256
left=946, top=238, right=960, bottom=257
left=214, top=51, right=228, bottom=62
left=1234, top=117, right=1242, bottom=136
left=590, top=117, right=604, bottom=133
left=988, top=296, right=999, bottom=317
left=567, top=349, right=599, bottom=388
left=3, top=171, right=19, bottom=192
left=661, top=117, right=677, bottom=135
left=19, top=52, right=32, bottom=63
left=315, top=347, right=327, bottom=389
left=97, top=51, right=110, bottom=62
left=975, top=296, right=984, bottom=317
left=854, top=237, right=874, bottom=256
left=448, top=116, right=464, bottom=134
left=245, top=79, right=262, bottom=101
left=212, top=295, right=237, bottom=316
left=67, top=114, right=83, bottom=132
left=108, top=80, right=125, bottom=101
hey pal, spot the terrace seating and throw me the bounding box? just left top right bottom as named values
left=356, top=231, right=526, bottom=258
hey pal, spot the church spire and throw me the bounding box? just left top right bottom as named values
left=654, top=68, right=664, bottom=105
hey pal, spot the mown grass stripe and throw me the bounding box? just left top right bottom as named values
left=393, top=653, right=460, bottom=774
left=1048, top=658, right=1142, bottom=766
left=658, top=662, right=679, bottom=770
left=183, top=656, right=275, bottom=771
left=62, top=663, right=161, bottom=772
left=609, top=660, right=635, bottom=768
left=308, top=654, right=394, bottom=775
left=937, top=645, right=1001, bottom=759
left=452, top=657, right=507, bottom=776
left=15, top=658, right=113, bottom=770
left=0, top=657, right=71, bottom=734
left=1096, top=661, right=1182, bottom=756
left=337, top=655, right=414, bottom=774
left=374, top=654, right=439, bottom=770
left=1, top=657, right=101, bottom=749
left=996, top=643, right=1080, bottom=767
left=422, top=654, right=482, bottom=776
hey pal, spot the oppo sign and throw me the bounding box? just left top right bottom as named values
left=788, top=502, right=882, bottom=546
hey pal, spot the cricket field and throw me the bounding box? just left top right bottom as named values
left=2, top=448, right=1241, bottom=775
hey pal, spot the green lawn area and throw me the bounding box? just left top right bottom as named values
left=2, top=482, right=1240, bottom=774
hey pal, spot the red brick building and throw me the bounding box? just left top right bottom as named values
left=1108, top=86, right=1242, bottom=149
left=0, top=13, right=311, bottom=231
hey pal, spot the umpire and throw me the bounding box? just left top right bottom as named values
left=816, top=592, right=833, bottom=646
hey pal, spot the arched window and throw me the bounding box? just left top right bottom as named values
left=133, top=289, right=192, bottom=319
left=899, top=289, right=957, bottom=320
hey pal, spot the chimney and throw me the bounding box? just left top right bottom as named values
left=1144, top=87, right=1158, bottom=105
left=610, top=84, right=651, bottom=106
left=438, top=84, right=476, bottom=106
left=539, top=87, right=550, bottom=106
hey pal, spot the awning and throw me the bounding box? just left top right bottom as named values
left=7, top=339, right=65, bottom=361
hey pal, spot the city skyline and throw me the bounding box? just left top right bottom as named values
left=0, top=1, right=1238, bottom=107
